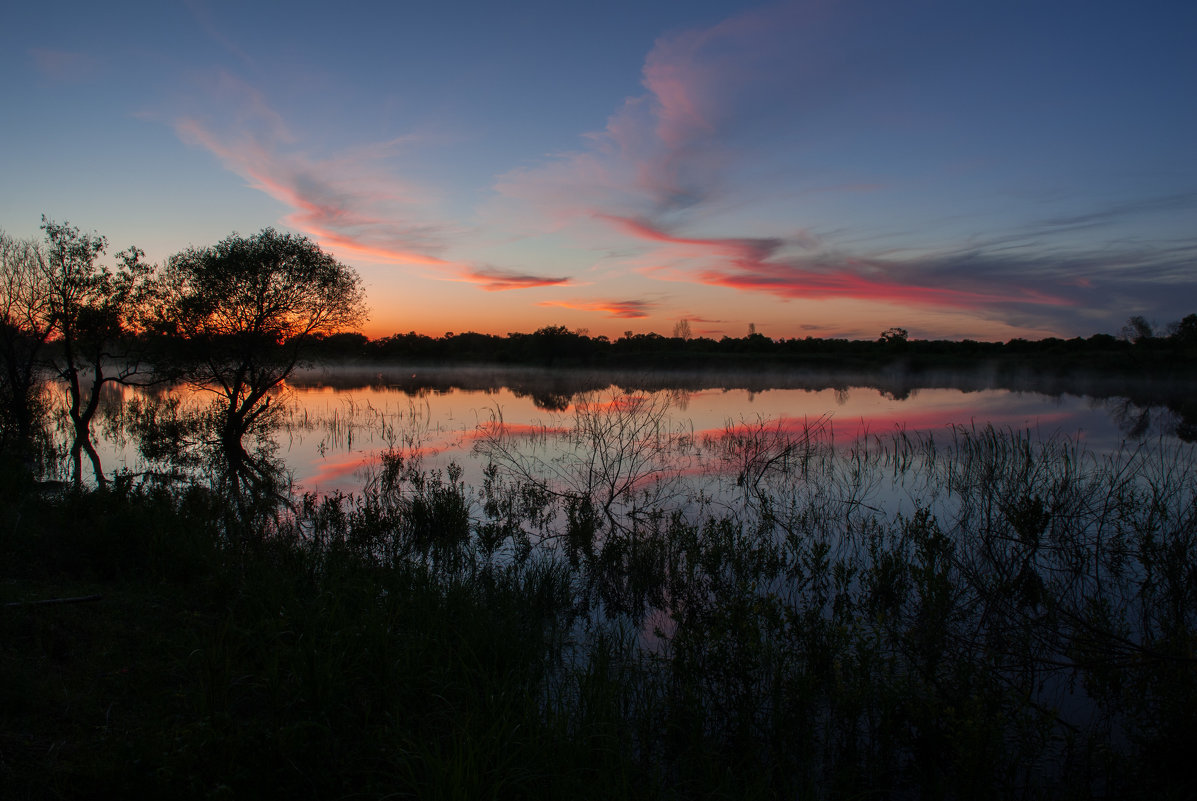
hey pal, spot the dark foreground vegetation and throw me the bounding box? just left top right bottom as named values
left=4, top=416, right=1196, bottom=799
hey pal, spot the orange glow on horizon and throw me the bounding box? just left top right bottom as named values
left=353, top=306, right=1060, bottom=342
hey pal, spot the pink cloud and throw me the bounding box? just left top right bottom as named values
left=492, top=6, right=798, bottom=223
left=645, top=5, right=806, bottom=136
left=458, top=268, right=573, bottom=292
left=604, top=215, right=1075, bottom=310
left=695, top=261, right=1075, bottom=309
left=176, top=107, right=453, bottom=268
left=175, top=77, right=577, bottom=297
left=538, top=298, right=658, bottom=319
left=488, top=8, right=1087, bottom=320
left=598, top=214, right=784, bottom=262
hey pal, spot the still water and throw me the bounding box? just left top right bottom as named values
left=87, top=364, right=1190, bottom=495
left=58, top=365, right=1196, bottom=790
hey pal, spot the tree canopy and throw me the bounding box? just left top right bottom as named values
left=41, top=217, right=157, bottom=482
left=157, top=228, right=367, bottom=472
left=161, top=227, right=366, bottom=345
left=0, top=230, right=53, bottom=460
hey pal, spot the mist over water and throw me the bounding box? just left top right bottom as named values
left=69, top=364, right=1194, bottom=497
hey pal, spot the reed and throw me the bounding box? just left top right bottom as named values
left=2, top=400, right=1193, bottom=798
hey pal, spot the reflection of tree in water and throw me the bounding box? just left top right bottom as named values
left=668, top=388, right=692, bottom=411
left=879, top=384, right=918, bottom=402
left=126, top=392, right=291, bottom=528
left=211, top=447, right=291, bottom=544
left=505, top=373, right=606, bottom=412
left=152, top=229, right=365, bottom=504
left=1105, top=396, right=1197, bottom=442
left=1108, top=398, right=1154, bottom=439
left=1166, top=398, right=1197, bottom=442
left=530, top=391, right=571, bottom=412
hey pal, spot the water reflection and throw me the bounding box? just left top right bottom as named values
left=51, top=364, right=1197, bottom=493
left=25, top=365, right=1192, bottom=794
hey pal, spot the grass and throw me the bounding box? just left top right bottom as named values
left=2, top=416, right=1195, bottom=799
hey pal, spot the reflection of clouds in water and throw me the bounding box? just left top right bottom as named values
left=95, top=368, right=1197, bottom=494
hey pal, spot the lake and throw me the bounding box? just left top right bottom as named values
left=60, top=363, right=1197, bottom=789
left=85, top=363, right=1191, bottom=496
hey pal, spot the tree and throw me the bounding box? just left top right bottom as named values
left=672, top=318, right=692, bottom=340
left=41, top=217, right=156, bottom=483
left=1169, top=313, right=1197, bottom=346
left=158, top=228, right=367, bottom=474
left=1120, top=315, right=1153, bottom=344
left=879, top=327, right=909, bottom=345
left=0, top=231, right=54, bottom=466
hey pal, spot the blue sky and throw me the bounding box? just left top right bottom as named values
left=3, top=0, right=1194, bottom=340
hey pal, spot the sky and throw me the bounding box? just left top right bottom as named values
left=2, top=0, right=1195, bottom=342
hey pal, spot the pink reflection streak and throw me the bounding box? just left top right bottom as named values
left=570, top=396, right=669, bottom=414
left=694, top=408, right=1079, bottom=444
left=468, top=422, right=571, bottom=441
left=302, top=443, right=452, bottom=489
left=303, top=453, right=380, bottom=487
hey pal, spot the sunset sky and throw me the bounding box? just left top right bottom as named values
left=3, top=1, right=1194, bottom=341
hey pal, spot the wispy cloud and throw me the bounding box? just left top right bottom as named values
left=672, top=313, right=728, bottom=337
left=1035, top=192, right=1197, bottom=234
left=598, top=214, right=789, bottom=261
left=30, top=49, right=100, bottom=83
left=458, top=268, right=573, bottom=291
left=539, top=298, right=658, bottom=319
left=487, top=5, right=1197, bottom=333
left=166, top=8, right=1197, bottom=336
left=174, top=75, right=453, bottom=267
left=693, top=257, right=1075, bottom=309
left=182, top=0, right=257, bottom=71
left=605, top=214, right=1075, bottom=310
left=173, top=72, right=566, bottom=290
left=492, top=5, right=802, bottom=224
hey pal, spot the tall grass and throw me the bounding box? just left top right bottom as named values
left=3, top=394, right=1194, bottom=798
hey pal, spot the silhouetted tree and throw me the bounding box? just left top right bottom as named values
left=157, top=228, right=367, bottom=475
left=41, top=217, right=156, bottom=483
left=0, top=231, right=53, bottom=466
left=1120, top=315, right=1154, bottom=343
left=1170, top=314, right=1197, bottom=346
left=528, top=325, right=583, bottom=366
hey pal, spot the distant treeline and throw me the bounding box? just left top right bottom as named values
left=289, top=316, right=1197, bottom=373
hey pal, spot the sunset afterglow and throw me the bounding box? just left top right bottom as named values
left=4, top=1, right=1194, bottom=341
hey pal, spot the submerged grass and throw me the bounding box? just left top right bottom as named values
left=2, top=413, right=1195, bottom=799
